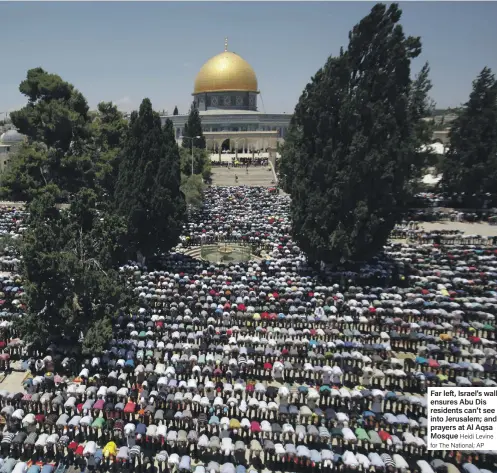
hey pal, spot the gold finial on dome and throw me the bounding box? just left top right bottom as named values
left=224, top=37, right=228, bottom=52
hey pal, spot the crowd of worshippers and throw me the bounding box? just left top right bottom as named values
left=178, top=188, right=289, bottom=251
left=404, top=210, right=497, bottom=224
left=210, top=159, right=269, bottom=168
left=390, top=227, right=497, bottom=246
left=0, top=190, right=495, bottom=473
left=0, top=208, right=26, bottom=273
left=411, top=193, right=497, bottom=210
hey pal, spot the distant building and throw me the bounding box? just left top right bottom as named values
left=0, top=144, right=11, bottom=172
left=420, top=142, right=446, bottom=155
left=422, top=114, right=458, bottom=126
left=432, top=129, right=450, bottom=145
left=161, top=39, right=291, bottom=159
left=0, top=129, right=26, bottom=172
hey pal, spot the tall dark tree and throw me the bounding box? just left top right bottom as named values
left=408, top=63, right=437, bottom=190
left=280, top=3, right=430, bottom=264
left=179, top=147, right=211, bottom=178
left=115, top=99, right=186, bottom=263
left=441, top=67, right=497, bottom=206
left=180, top=174, right=205, bottom=208
left=0, top=143, right=50, bottom=202
left=16, top=187, right=130, bottom=354
left=10, top=67, right=91, bottom=151
left=182, top=103, right=206, bottom=150
left=173, top=106, right=179, bottom=116
left=91, top=102, right=128, bottom=200
left=3, top=68, right=96, bottom=201
left=5, top=69, right=132, bottom=356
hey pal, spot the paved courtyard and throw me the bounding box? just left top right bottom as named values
left=420, top=220, right=497, bottom=236
left=1, top=368, right=27, bottom=393
left=207, top=175, right=497, bottom=235
left=211, top=166, right=276, bottom=187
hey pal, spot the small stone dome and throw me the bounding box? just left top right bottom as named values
left=0, top=129, right=25, bottom=144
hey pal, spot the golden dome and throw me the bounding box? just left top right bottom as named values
left=194, top=50, right=258, bottom=95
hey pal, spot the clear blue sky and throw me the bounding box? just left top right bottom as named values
left=2, top=2, right=497, bottom=115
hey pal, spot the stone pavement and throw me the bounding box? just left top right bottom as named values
left=211, top=166, right=276, bottom=187
left=421, top=221, right=497, bottom=236
left=0, top=369, right=28, bottom=393
left=0, top=202, right=25, bottom=209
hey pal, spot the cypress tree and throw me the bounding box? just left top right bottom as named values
left=182, top=102, right=206, bottom=150
left=152, top=119, right=187, bottom=253
left=115, top=98, right=186, bottom=263
left=441, top=67, right=497, bottom=206
left=280, top=3, right=431, bottom=264
left=173, top=106, right=179, bottom=116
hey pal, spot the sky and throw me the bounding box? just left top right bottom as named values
left=2, top=1, right=497, bottom=116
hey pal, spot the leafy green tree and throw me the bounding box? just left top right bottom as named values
left=3, top=68, right=96, bottom=201
left=280, top=3, right=430, bottom=264
left=441, top=67, right=497, bottom=206
left=179, top=146, right=211, bottom=179
left=181, top=173, right=205, bottom=208
left=0, top=234, right=20, bottom=254
left=0, top=143, right=49, bottom=201
left=182, top=103, right=206, bottom=150
left=91, top=102, right=128, bottom=200
left=10, top=67, right=91, bottom=150
left=407, top=64, right=437, bottom=193
left=82, top=317, right=113, bottom=355
left=2, top=70, right=130, bottom=204
left=173, top=106, right=179, bottom=116
left=17, top=187, right=129, bottom=353
left=115, top=99, right=186, bottom=263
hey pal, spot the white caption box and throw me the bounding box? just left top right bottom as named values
left=427, top=387, right=497, bottom=451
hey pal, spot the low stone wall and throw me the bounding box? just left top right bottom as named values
left=0, top=201, right=70, bottom=210
left=0, top=201, right=26, bottom=209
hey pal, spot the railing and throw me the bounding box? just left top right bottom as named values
left=390, top=230, right=497, bottom=245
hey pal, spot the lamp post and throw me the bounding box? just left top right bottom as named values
left=233, top=138, right=241, bottom=161
left=180, top=135, right=201, bottom=176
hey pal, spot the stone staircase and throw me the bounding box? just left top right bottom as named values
left=175, top=245, right=268, bottom=263
left=210, top=166, right=276, bottom=187
left=180, top=246, right=204, bottom=260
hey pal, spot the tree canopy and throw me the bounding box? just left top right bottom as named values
left=16, top=187, right=131, bottom=353
left=0, top=143, right=51, bottom=202
left=3, top=68, right=135, bottom=356
left=115, top=99, right=186, bottom=263
left=178, top=147, right=211, bottom=209
left=279, top=3, right=431, bottom=264
left=173, top=106, right=179, bottom=116
left=179, top=146, right=211, bottom=180
left=6, top=68, right=95, bottom=201
left=181, top=174, right=205, bottom=209
left=11, top=67, right=91, bottom=151
left=441, top=67, right=497, bottom=206
left=91, top=101, right=128, bottom=201
left=1, top=68, right=128, bottom=204
left=182, top=103, right=206, bottom=150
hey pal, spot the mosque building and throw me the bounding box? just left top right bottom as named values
left=161, top=39, right=291, bottom=159
left=0, top=129, right=25, bottom=172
